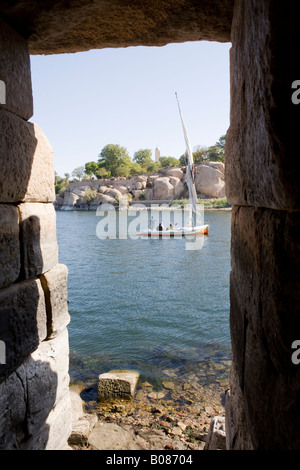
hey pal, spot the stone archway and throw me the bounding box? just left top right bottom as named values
left=0, top=0, right=299, bottom=450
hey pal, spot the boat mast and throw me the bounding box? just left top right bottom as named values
left=175, top=92, right=198, bottom=226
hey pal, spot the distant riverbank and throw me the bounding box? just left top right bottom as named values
left=55, top=197, right=231, bottom=211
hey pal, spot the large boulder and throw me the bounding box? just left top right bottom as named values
left=98, top=185, right=110, bottom=194
left=72, top=186, right=91, bottom=197
left=165, top=168, right=184, bottom=180
left=153, top=177, right=174, bottom=200
left=169, top=176, right=185, bottom=197
left=194, top=165, right=225, bottom=198
left=97, top=194, right=118, bottom=205
left=107, top=188, right=122, bottom=200
left=115, top=185, right=128, bottom=195
left=63, top=191, right=79, bottom=206
left=205, top=162, right=225, bottom=174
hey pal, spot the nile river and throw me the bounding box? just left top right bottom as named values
left=56, top=209, right=232, bottom=387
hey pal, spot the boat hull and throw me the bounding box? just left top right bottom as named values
left=136, top=224, right=209, bottom=237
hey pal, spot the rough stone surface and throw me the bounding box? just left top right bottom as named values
left=68, top=385, right=98, bottom=447
left=225, top=0, right=300, bottom=210
left=88, top=422, right=146, bottom=451
left=40, top=393, right=72, bottom=450
left=0, top=362, right=28, bottom=449
left=0, top=278, right=47, bottom=383
left=0, top=204, right=20, bottom=289
left=153, top=177, right=175, bottom=200
left=229, top=205, right=300, bottom=450
left=22, top=124, right=55, bottom=203
left=204, top=416, right=226, bottom=450
left=225, top=368, right=254, bottom=450
left=194, top=165, right=225, bottom=198
left=18, top=202, right=58, bottom=279
left=0, top=1, right=234, bottom=55
left=0, top=111, right=55, bottom=203
left=98, top=370, right=140, bottom=401
left=40, top=263, right=70, bottom=339
left=0, top=18, right=33, bottom=120
left=205, top=162, right=225, bottom=174
left=164, top=168, right=184, bottom=180
left=24, top=328, right=72, bottom=450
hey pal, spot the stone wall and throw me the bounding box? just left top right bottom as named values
left=225, top=0, right=300, bottom=450
left=1, top=0, right=300, bottom=451
left=0, top=18, right=72, bottom=449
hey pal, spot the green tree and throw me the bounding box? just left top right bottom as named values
left=130, top=162, right=143, bottom=175
left=96, top=167, right=110, bottom=179
left=147, top=161, right=161, bottom=173
left=54, top=172, right=69, bottom=196
left=159, top=156, right=181, bottom=168
left=85, top=161, right=99, bottom=177
left=115, top=163, right=131, bottom=178
left=193, top=145, right=208, bottom=163
left=206, top=134, right=226, bottom=163
left=133, top=149, right=153, bottom=168
left=72, top=166, right=85, bottom=181
left=98, top=144, right=131, bottom=177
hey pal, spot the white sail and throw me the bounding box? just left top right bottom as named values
left=175, top=92, right=200, bottom=226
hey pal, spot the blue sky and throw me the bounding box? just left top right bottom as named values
left=30, top=41, right=231, bottom=177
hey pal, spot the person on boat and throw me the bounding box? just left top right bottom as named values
left=169, top=223, right=174, bottom=231
left=157, top=222, right=165, bottom=231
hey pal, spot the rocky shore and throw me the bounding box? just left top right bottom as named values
left=68, top=357, right=230, bottom=451
left=55, top=163, right=226, bottom=211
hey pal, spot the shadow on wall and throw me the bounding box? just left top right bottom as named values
left=0, top=215, right=58, bottom=449
left=0, top=31, right=61, bottom=446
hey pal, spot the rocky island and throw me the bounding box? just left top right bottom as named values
left=55, top=162, right=226, bottom=211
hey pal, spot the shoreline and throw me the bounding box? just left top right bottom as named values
left=69, top=372, right=230, bottom=451
left=68, top=349, right=231, bottom=450
left=55, top=203, right=233, bottom=212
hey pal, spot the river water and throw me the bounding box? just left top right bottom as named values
left=56, top=208, right=232, bottom=389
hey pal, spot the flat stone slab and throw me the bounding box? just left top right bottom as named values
left=88, top=422, right=145, bottom=450
left=97, top=370, right=140, bottom=401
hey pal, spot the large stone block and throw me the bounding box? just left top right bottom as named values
left=0, top=204, right=20, bottom=289
left=98, top=370, right=140, bottom=401
left=0, top=328, right=71, bottom=450
left=230, top=205, right=300, bottom=449
left=0, top=18, right=33, bottom=120
left=24, top=328, right=71, bottom=449
left=18, top=202, right=58, bottom=279
left=225, top=0, right=300, bottom=210
left=0, top=1, right=234, bottom=55
left=40, top=264, right=70, bottom=338
left=0, top=278, right=47, bottom=382
left=0, top=362, right=27, bottom=449
left=0, top=110, right=55, bottom=203
left=225, top=364, right=254, bottom=450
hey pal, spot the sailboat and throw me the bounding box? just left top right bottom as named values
left=137, top=92, right=210, bottom=238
